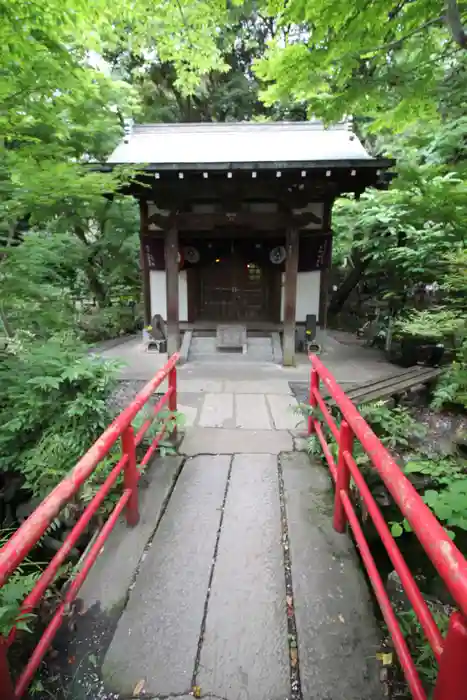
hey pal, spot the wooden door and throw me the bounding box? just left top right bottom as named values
left=198, top=258, right=236, bottom=321
left=193, top=242, right=280, bottom=323
left=231, top=258, right=268, bottom=322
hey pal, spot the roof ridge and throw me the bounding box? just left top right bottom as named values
left=132, top=120, right=350, bottom=132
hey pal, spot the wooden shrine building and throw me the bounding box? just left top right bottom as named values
left=107, top=121, right=393, bottom=365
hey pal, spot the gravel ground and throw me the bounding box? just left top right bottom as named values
left=411, top=405, right=467, bottom=456
left=107, top=380, right=148, bottom=415
left=34, top=600, right=122, bottom=700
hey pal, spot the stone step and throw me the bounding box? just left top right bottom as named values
left=216, top=324, right=247, bottom=352
left=188, top=335, right=274, bottom=362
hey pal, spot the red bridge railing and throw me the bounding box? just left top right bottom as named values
left=309, top=354, right=467, bottom=700
left=0, top=352, right=179, bottom=699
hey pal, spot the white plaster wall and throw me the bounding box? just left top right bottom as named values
left=150, top=268, right=318, bottom=324
left=179, top=271, right=188, bottom=321
left=150, top=270, right=166, bottom=319
left=149, top=270, right=188, bottom=321
left=280, top=271, right=321, bottom=322
left=296, top=271, right=321, bottom=321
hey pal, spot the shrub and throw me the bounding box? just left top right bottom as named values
left=0, top=530, right=43, bottom=637
left=359, top=401, right=427, bottom=452
left=397, top=607, right=450, bottom=687
left=303, top=400, right=426, bottom=469
left=0, top=333, right=121, bottom=498
left=404, top=456, right=467, bottom=536
left=79, top=305, right=142, bottom=343
left=132, top=405, right=186, bottom=459
left=432, top=338, right=467, bottom=411
left=396, top=248, right=467, bottom=411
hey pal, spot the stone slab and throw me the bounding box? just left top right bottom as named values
left=198, top=392, right=234, bottom=428
left=216, top=324, right=247, bottom=350
left=102, top=455, right=231, bottom=696
left=180, top=427, right=293, bottom=455
left=177, top=392, right=204, bottom=427
left=271, top=331, right=283, bottom=364
left=244, top=336, right=273, bottom=361
left=198, top=454, right=289, bottom=700
left=179, top=329, right=192, bottom=364
left=77, top=456, right=184, bottom=614
left=235, top=393, right=272, bottom=429
left=293, top=434, right=309, bottom=452
left=177, top=378, right=224, bottom=394
left=281, top=452, right=384, bottom=700
left=267, top=393, right=302, bottom=431
left=223, top=379, right=292, bottom=394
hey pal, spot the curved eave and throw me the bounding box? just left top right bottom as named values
left=97, top=158, right=395, bottom=172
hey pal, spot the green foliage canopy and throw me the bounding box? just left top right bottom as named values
left=255, top=0, right=467, bottom=128
left=0, top=0, right=241, bottom=524
left=0, top=0, right=238, bottom=236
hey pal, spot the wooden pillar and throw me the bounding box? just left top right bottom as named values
left=139, top=199, right=151, bottom=326
left=319, top=268, right=329, bottom=328
left=319, top=234, right=333, bottom=329
left=283, top=226, right=299, bottom=366
left=165, top=222, right=180, bottom=355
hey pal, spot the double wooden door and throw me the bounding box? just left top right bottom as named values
left=194, top=248, right=279, bottom=322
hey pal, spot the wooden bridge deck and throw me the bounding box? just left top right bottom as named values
left=290, top=365, right=442, bottom=408
left=335, top=365, right=441, bottom=406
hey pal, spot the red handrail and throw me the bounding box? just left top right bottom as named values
left=0, top=352, right=180, bottom=698
left=309, top=354, right=467, bottom=700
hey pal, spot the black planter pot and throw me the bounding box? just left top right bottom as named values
left=389, top=336, right=445, bottom=367
left=400, top=339, right=419, bottom=367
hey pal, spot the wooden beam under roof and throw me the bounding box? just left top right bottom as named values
left=147, top=210, right=327, bottom=232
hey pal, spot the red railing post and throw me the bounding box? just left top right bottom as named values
left=169, top=364, right=178, bottom=443
left=0, top=637, right=15, bottom=700
left=433, top=612, right=467, bottom=700
left=333, top=420, right=353, bottom=534
left=308, top=367, right=319, bottom=435
left=122, top=426, right=139, bottom=527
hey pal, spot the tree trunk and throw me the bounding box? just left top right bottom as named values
left=85, top=266, right=109, bottom=306
left=328, top=254, right=371, bottom=315
left=446, top=0, right=467, bottom=48
left=0, top=307, right=13, bottom=337
left=73, top=225, right=109, bottom=306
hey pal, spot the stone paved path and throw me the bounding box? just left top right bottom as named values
left=76, top=366, right=386, bottom=700
left=76, top=335, right=404, bottom=699
left=95, top=450, right=383, bottom=700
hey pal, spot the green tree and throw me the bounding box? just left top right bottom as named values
left=255, top=0, right=467, bottom=128
left=1, top=0, right=239, bottom=321
left=0, top=0, right=243, bottom=508
left=105, top=0, right=306, bottom=124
